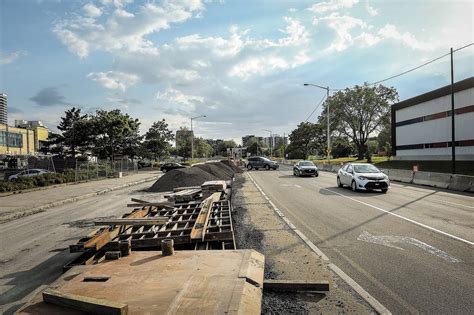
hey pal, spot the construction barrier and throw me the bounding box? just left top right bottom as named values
left=387, top=169, right=414, bottom=183
left=449, top=174, right=474, bottom=193
left=412, top=171, right=452, bottom=189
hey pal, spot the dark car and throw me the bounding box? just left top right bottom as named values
left=246, top=156, right=279, bottom=170
left=293, top=161, right=319, bottom=177
left=160, top=162, right=185, bottom=173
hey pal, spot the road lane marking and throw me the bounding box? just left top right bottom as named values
left=324, top=188, right=474, bottom=246
left=247, top=172, right=392, bottom=315
left=357, top=231, right=462, bottom=263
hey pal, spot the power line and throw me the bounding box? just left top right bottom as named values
left=305, top=94, right=326, bottom=122
left=368, top=42, right=474, bottom=86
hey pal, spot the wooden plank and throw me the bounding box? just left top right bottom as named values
left=263, top=280, right=329, bottom=292
left=173, top=186, right=201, bottom=192
left=94, top=218, right=169, bottom=226
left=126, top=203, right=173, bottom=208
left=190, top=192, right=221, bottom=240
left=130, top=198, right=149, bottom=203
left=42, top=288, right=128, bottom=315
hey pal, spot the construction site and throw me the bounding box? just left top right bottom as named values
left=8, top=160, right=377, bottom=314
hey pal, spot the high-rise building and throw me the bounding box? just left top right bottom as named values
left=0, top=93, right=7, bottom=125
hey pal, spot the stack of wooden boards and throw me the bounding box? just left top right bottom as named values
left=202, top=180, right=227, bottom=198
left=66, top=182, right=235, bottom=270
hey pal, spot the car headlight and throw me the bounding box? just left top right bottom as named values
left=358, top=176, right=367, bottom=180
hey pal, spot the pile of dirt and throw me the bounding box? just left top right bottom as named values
left=193, top=163, right=233, bottom=180
left=221, top=159, right=244, bottom=173
left=149, top=167, right=218, bottom=192
left=149, top=161, right=236, bottom=193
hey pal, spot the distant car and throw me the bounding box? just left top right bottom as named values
left=337, top=163, right=389, bottom=193
left=8, top=169, right=52, bottom=181
left=160, top=162, right=185, bottom=173
left=246, top=156, right=279, bottom=170
left=293, top=161, right=319, bottom=177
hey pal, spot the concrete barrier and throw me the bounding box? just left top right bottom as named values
left=387, top=169, right=414, bottom=183
left=412, top=171, right=452, bottom=189
left=331, top=165, right=341, bottom=173
left=449, top=174, right=474, bottom=193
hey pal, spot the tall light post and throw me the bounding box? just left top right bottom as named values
left=190, top=115, right=206, bottom=159
left=263, top=129, right=273, bottom=157
left=304, top=83, right=331, bottom=161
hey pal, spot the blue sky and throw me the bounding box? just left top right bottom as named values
left=1, top=0, right=473, bottom=143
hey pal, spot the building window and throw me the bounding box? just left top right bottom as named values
left=0, top=131, right=23, bottom=148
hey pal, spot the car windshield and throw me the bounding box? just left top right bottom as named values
left=353, top=164, right=380, bottom=173
left=261, top=157, right=271, bottom=162
left=300, top=161, right=314, bottom=166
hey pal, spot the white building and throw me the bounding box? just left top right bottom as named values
left=391, top=77, right=473, bottom=160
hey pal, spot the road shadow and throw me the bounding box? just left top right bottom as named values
left=0, top=250, right=80, bottom=315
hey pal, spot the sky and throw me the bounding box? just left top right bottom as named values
left=0, top=0, right=473, bottom=144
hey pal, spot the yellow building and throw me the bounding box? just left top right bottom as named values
left=0, top=123, right=49, bottom=155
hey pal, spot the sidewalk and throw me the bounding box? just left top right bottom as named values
left=0, top=171, right=161, bottom=224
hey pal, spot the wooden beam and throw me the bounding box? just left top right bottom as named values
left=127, top=203, right=174, bottom=208
left=42, top=288, right=128, bottom=315
left=130, top=198, right=149, bottom=203
left=190, top=192, right=221, bottom=241
left=263, top=280, right=329, bottom=292
left=94, top=218, right=169, bottom=226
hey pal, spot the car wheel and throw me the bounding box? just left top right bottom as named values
left=162, top=169, right=167, bottom=173
left=315, top=172, right=319, bottom=177
left=337, top=176, right=342, bottom=187
left=265, top=165, right=270, bottom=170
left=293, top=169, right=297, bottom=176
left=381, top=188, right=388, bottom=193
left=247, top=164, right=253, bottom=170
left=295, top=169, right=300, bottom=177
left=351, top=180, right=358, bottom=192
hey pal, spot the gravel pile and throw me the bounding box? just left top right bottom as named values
left=149, top=161, right=235, bottom=193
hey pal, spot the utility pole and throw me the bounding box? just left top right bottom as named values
left=304, top=83, right=331, bottom=160
left=450, top=47, right=456, bottom=174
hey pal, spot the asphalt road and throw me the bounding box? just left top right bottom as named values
left=0, top=181, right=159, bottom=314
left=249, top=165, right=474, bottom=314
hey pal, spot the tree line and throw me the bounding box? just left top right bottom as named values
left=41, top=107, right=238, bottom=161
left=285, top=83, right=397, bottom=160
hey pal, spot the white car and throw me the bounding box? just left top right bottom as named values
left=8, top=169, right=52, bottom=181
left=337, top=163, right=389, bottom=193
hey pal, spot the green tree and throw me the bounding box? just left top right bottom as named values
left=57, top=107, right=90, bottom=157
left=331, top=137, right=353, bottom=158
left=176, top=127, right=192, bottom=160
left=245, top=137, right=265, bottom=155
left=377, top=124, right=392, bottom=157
left=90, top=109, right=141, bottom=161
left=286, top=122, right=325, bottom=159
left=318, top=84, right=398, bottom=159
left=216, top=140, right=237, bottom=156
left=143, top=119, right=174, bottom=160
left=194, top=137, right=214, bottom=157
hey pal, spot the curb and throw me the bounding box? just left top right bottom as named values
left=246, top=171, right=391, bottom=315
left=0, top=175, right=159, bottom=224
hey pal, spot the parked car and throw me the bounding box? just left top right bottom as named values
left=160, top=162, right=185, bottom=173
left=8, top=169, right=52, bottom=181
left=293, top=160, right=319, bottom=177
left=337, top=163, right=389, bottom=193
left=246, top=156, right=279, bottom=170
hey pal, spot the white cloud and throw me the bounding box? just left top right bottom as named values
left=377, top=24, right=436, bottom=51
left=365, top=1, right=378, bottom=16
left=319, top=13, right=367, bottom=52
left=54, top=1, right=205, bottom=58
left=308, top=0, right=359, bottom=14
left=0, top=50, right=27, bottom=65
left=83, top=3, right=102, bottom=18
left=87, top=71, right=140, bottom=91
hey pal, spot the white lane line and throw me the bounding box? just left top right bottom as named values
left=323, top=188, right=474, bottom=246
left=246, top=172, right=391, bottom=315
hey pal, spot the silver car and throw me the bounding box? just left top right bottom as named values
left=8, top=169, right=52, bottom=181
left=337, top=163, right=389, bottom=193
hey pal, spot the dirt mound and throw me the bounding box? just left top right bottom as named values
left=193, top=162, right=233, bottom=180
left=149, top=167, right=218, bottom=192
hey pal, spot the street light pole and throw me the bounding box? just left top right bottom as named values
left=263, top=129, right=273, bottom=157
left=304, top=83, right=331, bottom=161
left=190, top=115, right=206, bottom=160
